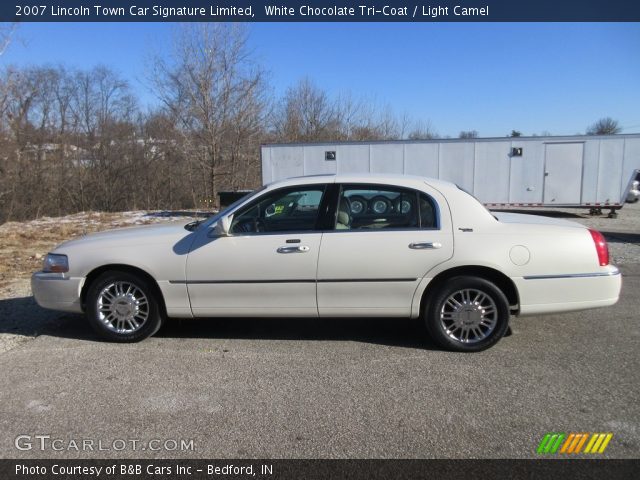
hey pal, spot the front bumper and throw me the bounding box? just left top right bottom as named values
left=31, top=272, right=84, bottom=313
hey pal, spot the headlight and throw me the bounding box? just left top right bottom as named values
left=43, top=253, right=69, bottom=273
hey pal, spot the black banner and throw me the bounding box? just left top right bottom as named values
left=3, top=0, right=640, bottom=22
left=1, top=459, right=639, bottom=480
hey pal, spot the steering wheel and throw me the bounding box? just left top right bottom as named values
left=235, top=218, right=265, bottom=233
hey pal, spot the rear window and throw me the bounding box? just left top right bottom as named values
left=336, top=184, right=438, bottom=230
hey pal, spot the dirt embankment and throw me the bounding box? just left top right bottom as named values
left=0, top=211, right=200, bottom=289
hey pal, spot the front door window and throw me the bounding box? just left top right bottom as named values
left=231, top=186, right=326, bottom=234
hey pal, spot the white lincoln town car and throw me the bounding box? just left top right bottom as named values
left=32, top=174, right=621, bottom=351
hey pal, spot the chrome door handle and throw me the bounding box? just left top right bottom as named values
left=277, top=245, right=310, bottom=253
left=409, top=242, right=442, bottom=250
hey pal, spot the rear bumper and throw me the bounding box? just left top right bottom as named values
left=515, top=267, right=622, bottom=316
left=31, top=272, right=84, bottom=314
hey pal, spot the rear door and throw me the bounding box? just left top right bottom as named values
left=316, top=183, right=454, bottom=317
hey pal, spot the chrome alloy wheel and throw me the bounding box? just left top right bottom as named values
left=439, top=288, right=498, bottom=344
left=97, top=281, right=149, bottom=333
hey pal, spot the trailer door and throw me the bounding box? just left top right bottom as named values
left=543, top=143, right=584, bottom=205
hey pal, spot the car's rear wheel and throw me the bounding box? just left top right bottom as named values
left=86, top=271, right=164, bottom=342
left=425, top=276, right=510, bottom=352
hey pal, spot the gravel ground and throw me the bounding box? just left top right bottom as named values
left=0, top=268, right=638, bottom=459
left=0, top=280, right=38, bottom=354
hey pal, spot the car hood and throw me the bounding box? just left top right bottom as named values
left=54, top=221, right=195, bottom=251
left=493, top=212, right=585, bottom=229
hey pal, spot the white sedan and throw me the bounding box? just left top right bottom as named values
left=32, top=174, right=621, bottom=352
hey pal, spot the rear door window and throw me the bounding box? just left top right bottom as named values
left=335, top=184, right=438, bottom=230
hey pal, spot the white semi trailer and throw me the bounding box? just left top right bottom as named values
left=261, top=134, right=640, bottom=216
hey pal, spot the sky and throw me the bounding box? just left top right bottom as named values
left=2, top=22, right=639, bottom=138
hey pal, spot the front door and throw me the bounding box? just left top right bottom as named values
left=317, top=183, right=454, bottom=317
left=186, top=184, right=328, bottom=317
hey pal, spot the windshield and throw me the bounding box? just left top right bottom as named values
left=206, top=186, right=267, bottom=224
left=185, top=186, right=267, bottom=231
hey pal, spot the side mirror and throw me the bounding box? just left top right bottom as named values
left=210, top=215, right=232, bottom=237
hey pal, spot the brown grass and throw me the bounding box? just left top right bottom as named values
left=0, top=211, right=188, bottom=285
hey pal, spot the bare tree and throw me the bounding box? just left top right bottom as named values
left=0, top=32, right=454, bottom=222
left=0, top=65, right=141, bottom=222
left=150, top=23, right=268, bottom=208
left=273, top=78, right=341, bottom=142
left=586, top=117, right=621, bottom=135
left=0, top=23, right=17, bottom=56
left=68, top=66, right=138, bottom=212
left=459, top=130, right=478, bottom=139
left=272, top=82, right=437, bottom=142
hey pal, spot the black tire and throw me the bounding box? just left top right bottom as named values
left=424, top=276, right=510, bottom=352
left=86, top=271, right=164, bottom=342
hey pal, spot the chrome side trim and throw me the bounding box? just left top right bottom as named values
left=32, top=272, right=70, bottom=281
left=170, top=278, right=418, bottom=285
left=170, top=279, right=316, bottom=284
left=319, top=278, right=417, bottom=283
left=523, top=269, right=620, bottom=280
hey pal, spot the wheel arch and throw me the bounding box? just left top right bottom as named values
left=419, top=265, right=520, bottom=316
left=80, top=264, right=167, bottom=316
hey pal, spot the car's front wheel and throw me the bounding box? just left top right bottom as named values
left=425, top=276, right=510, bottom=352
left=86, top=271, right=164, bottom=342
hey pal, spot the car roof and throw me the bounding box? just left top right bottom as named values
left=268, top=173, right=457, bottom=192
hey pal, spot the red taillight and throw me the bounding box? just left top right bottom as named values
left=589, top=229, right=609, bottom=266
